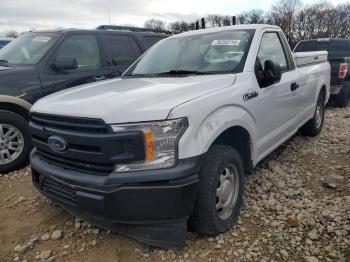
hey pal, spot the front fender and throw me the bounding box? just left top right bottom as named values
left=0, top=95, right=32, bottom=110
left=177, top=105, right=258, bottom=161
left=318, top=63, right=331, bottom=104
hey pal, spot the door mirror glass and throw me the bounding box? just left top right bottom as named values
left=255, top=32, right=289, bottom=87
left=51, top=56, right=78, bottom=71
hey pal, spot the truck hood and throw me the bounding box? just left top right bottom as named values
left=0, top=65, right=41, bottom=102
left=32, top=74, right=236, bottom=123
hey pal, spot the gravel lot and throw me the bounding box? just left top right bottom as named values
left=0, top=106, right=349, bottom=262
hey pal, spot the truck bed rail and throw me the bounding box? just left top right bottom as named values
left=293, top=51, right=328, bottom=67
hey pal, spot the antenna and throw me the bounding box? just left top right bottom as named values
left=108, top=9, right=111, bottom=25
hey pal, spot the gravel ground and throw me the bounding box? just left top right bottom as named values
left=0, top=106, right=349, bottom=262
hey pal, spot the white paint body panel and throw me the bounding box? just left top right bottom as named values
left=31, top=25, right=331, bottom=168
left=293, top=51, right=328, bottom=67
left=32, top=75, right=236, bottom=123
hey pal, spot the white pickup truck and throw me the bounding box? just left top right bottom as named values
left=29, top=24, right=330, bottom=248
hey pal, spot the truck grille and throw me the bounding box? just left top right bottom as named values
left=37, top=150, right=115, bottom=175
left=31, top=113, right=109, bottom=134
left=30, top=113, right=145, bottom=176
left=42, top=177, right=77, bottom=207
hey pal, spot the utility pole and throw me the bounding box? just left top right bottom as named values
left=201, top=18, right=205, bottom=29
left=232, top=16, right=236, bottom=25
left=195, top=21, right=199, bottom=30
left=108, top=9, right=111, bottom=25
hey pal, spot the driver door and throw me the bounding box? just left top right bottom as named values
left=252, top=31, right=299, bottom=158
left=40, top=34, right=110, bottom=96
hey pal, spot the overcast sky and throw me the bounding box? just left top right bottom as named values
left=0, top=0, right=348, bottom=32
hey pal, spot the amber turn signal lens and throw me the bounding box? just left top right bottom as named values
left=144, top=132, right=154, bottom=160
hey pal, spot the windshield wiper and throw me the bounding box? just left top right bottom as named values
left=155, top=70, right=206, bottom=76
left=124, top=70, right=209, bottom=78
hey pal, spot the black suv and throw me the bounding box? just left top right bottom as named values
left=294, top=38, right=350, bottom=107
left=0, top=25, right=170, bottom=173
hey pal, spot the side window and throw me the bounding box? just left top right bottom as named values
left=257, top=32, right=288, bottom=71
left=142, top=36, right=165, bottom=50
left=104, top=35, right=141, bottom=66
left=315, top=42, right=329, bottom=51
left=55, top=35, right=101, bottom=69
left=294, top=41, right=316, bottom=52
left=329, top=41, right=350, bottom=57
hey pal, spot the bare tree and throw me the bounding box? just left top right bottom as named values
left=144, top=19, right=166, bottom=30
left=207, top=15, right=225, bottom=27
left=169, top=21, right=182, bottom=34
left=222, top=16, right=232, bottom=26
left=5, top=30, right=18, bottom=38
left=169, top=21, right=196, bottom=34
left=239, top=9, right=266, bottom=24
left=270, top=0, right=302, bottom=46
left=293, top=2, right=350, bottom=42
left=165, top=2, right=350, bottom=45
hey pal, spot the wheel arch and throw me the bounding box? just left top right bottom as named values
left=177, top=105, right=258, bottom=168
left=320, top=84, right=327, bottom=103
left=0, top=96, right=32, bottom=121
left=211, top=125, right=254, bottom=174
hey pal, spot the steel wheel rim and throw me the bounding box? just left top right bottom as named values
left=315, top=102, right=323, bottom=129
left=216, top=163, right=240, bottom=221
left=0, top=124, right=24, bottom=165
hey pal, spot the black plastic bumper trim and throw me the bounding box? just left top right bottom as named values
left=31, top=149, right=201, bottom=223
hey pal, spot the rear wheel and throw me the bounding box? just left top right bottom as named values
left=0, top=111, right=30, bottom=173
left=334, top=84, right=350, bottom=108
left=189, top=145, right=244, bottom=236
left=301, top=91, right=325, bottom=137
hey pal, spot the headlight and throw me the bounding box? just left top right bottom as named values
left=111, top=118, right=187, bottom=172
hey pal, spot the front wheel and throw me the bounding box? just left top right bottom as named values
left=0, top=111, right=30, bottom=173
left=301, top=91, right=325, bottom=137
left=189, top=145, right=244, bottom=236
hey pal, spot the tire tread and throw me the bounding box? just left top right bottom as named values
left=189, top=145, right=244, bottom=236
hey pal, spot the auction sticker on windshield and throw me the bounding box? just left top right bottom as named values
left=32, top=36, right=51, bottom=42
left=211, top=40, right=241, bottom=46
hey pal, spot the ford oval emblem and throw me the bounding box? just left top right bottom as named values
left=47, top=135, right=68, bottom=152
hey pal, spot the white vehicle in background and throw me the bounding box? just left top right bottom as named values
left=29, top=24, right=330, bottom=248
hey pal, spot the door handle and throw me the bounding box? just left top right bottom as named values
left=94, top=76, right=106, bottom=81
left=291, top=82, right=299, bottom=91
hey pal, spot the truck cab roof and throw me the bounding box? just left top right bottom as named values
left=31, top=25, right=171, bottom=36
left=173, top=24, right=280, bottom=38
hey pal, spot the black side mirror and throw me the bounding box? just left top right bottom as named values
left=262, top=60, right=282, bottom=87
left=51, top=56, right=78, bottom=72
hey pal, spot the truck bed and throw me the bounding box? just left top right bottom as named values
left=293, top=51, right=328, bottom=67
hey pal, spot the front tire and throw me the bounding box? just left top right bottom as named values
left=189, top=145, right=244, bottom=236
left=0, top=111, right=30, bottom=173
left=301, top=91, right=325, bottom=137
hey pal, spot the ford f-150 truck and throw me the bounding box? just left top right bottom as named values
left=294, top=38, right=350, bottom=107
left=29, top=25, right=330, bottom=248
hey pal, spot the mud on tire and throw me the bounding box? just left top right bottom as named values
left=189, top=145, right=245, bottom=236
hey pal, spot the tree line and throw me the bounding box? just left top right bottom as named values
left=2, top=0, right=349, bottom=48
left=144, top=0, right=350, bottom=48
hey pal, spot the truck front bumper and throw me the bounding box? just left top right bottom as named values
left=330, top=85, right=343, bottom=95
left=30, top=149, right=200, bottom=248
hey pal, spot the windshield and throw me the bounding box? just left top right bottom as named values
left=125, top=29, right=255, bottom=76
left=0, top=33, right=58, bottom=65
